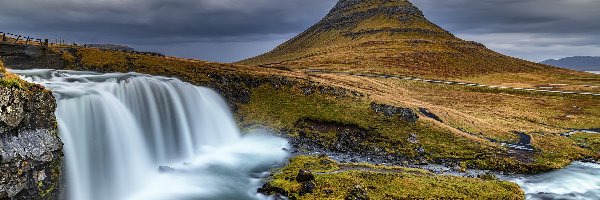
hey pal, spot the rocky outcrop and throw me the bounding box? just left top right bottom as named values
left=0, top=82, right=63, bottom=199
left=418, top=108, right=442, bottom=122
left=207, top=73, right=363, bottom=110
left=370, top=103, right=418, bottom=123
left=0, top=44, right=67, bottom=70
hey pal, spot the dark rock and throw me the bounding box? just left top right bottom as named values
left=324, top=189, right=334, bottom=196
left=418, top=108, right=443, bottom=122
left=0, top=86, right=63, bottom=199
left=158, top=166, right=175, bottom=173
left=345, top=185, right=370, bottom=200
left=301, top=86, right=314, bottom=95
left=299, top=181, right=316, bottom=196
left=416, top=146, right=426, bottom=155
left=296, top=170, right=315, bottom=182
left=515, top=132, right=532, bottom=146
left=407, top=133, right=419, bottom=144
left=370, top=103, right=418, bottom=123
left=0, top=44, right=66, bottom=70
left=257, top=183, right=288, bottom=197
left=478, top=172, right=498, bottom=180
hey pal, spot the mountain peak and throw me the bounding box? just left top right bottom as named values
left=316, top=0, right=451, bottom=38
left=240, top=0, right=559, bottom=79
left=328, top=0, right=423, bottom=20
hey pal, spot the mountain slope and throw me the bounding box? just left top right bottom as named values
left=542, top=56, right=600, bottom=71
left=240, top=0, right=578, bottom=79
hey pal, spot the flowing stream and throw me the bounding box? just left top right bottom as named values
left=11, top=69, right=600, bottom=200
left=502, top=162, right=600, bottom=200
left=13, top=69, right=289, bottom=200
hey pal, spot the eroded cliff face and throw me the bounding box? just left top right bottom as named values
left=0, top=61, right=63, bottom=200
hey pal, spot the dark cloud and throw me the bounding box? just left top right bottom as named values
left=0, top=0, right=336, bottom=40
left=412, top=0, right=600, bottom=61
left=0, top=0, right=337, bottom=62
left=0, top=0, right=598, bottom=62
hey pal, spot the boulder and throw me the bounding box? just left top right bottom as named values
left=370, top=103, right=418, bottom=123
left=296, top=169, right=315, bottom=182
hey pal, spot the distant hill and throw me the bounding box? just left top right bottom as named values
left=239, top=0, right=574, bottom=79
left=87, top=44, right=135, bottom=51
left=541, top=56, right=600, bottom=71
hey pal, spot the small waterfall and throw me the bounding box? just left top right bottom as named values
left=14, top=69, right=289, bottom=200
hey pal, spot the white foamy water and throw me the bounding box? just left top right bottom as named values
left=13, top=69, right=289, bottom=200
left=587, top=71, right=600, bottom=74
left=503, top=162, right=600, bottom=200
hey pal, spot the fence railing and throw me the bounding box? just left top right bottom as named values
left=0, top=31, right=164, bottom=57
left=0, top=31, right=75, bottom=47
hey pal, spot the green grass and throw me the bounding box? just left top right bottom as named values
left=570, top=132, right=600, bottom=153
left=265, top=155, right=524, bottom=199
left=238, top=84, right=492, bottom=158
left=237, top=84, right=591, bottom=173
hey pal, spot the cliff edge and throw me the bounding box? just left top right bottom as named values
left=0, top=60, right=63, bottom=200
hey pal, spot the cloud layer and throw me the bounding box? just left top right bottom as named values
left=0, top=0, right=337, bottom=62
left=412, top=0, right=600, bottom=61
left=0, top=0, right=598, bottom=62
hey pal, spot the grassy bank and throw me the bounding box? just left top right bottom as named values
left=261, top=156, right=524, bottom=199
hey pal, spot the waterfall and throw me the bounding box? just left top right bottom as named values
left=14, top=69, right=289, bottom=200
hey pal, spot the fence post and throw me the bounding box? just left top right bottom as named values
left=44, top=39, right=49, bottom=47
left=1, top=33, right=5, bottom=42
left=15, top=35, right=21, bottom=43
left=26, top=37, right=30, bottom=45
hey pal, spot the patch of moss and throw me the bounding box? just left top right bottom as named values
left=265, top=156, right=524, bottom=199
left=570, top=132, right=600, bottom=153
left=36, top=160, right=62, bottom=198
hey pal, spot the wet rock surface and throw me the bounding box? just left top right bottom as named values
left=288, top=119, right=420, bottom=167
left=0, top=86, right=63, bottom=199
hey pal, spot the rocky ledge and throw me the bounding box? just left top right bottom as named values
left=0, top=66, right=63, bottom=200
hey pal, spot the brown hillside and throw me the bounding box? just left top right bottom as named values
left=240, top=0, right=594, bottom=84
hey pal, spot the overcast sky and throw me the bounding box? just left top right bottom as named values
left=0, top=0, right=599, bottom=62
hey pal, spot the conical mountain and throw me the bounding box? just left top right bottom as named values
left=240, top=0, right=573, bottom=79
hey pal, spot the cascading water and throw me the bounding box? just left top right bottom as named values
left=503, top=162, right=600, bottom=200
left=13, top=69, right=289, bottom=200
